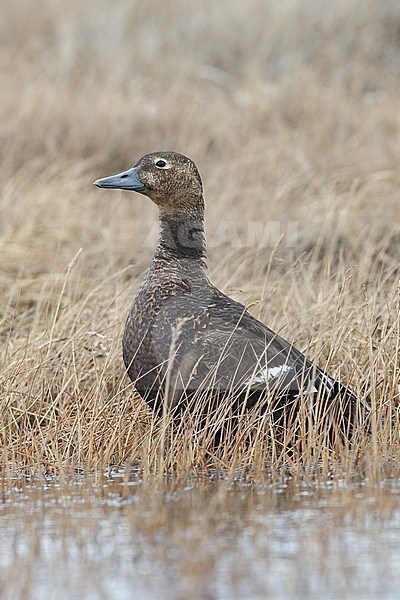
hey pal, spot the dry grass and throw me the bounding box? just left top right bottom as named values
left=1, top=0, right=400, bottom=480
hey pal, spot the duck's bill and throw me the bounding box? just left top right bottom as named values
left=94, top=167, right=146, bottom=192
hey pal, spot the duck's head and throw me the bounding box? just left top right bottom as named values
left=94, top=151, right=204, bottom=219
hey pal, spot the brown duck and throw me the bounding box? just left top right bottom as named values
left=95, top=152, right=365, bottom=427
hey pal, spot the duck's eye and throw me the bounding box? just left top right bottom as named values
left=155, top=159, right=167, bottom=168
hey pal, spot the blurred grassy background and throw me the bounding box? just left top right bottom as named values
left=1, top=0, right=399, bottom=473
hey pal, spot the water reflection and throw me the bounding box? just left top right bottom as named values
left=0, top=477, right=399, bottom=600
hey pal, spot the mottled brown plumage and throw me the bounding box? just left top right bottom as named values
left=95, top=151, right=366, bottom=427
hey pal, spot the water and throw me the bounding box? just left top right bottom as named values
left=1, top=475, right=400, bottom=600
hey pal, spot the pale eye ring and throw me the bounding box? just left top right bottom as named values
left=155, top=159, right=167, bottom=168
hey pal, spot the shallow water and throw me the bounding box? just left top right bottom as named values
left=1, top=474, right=400, bottom=600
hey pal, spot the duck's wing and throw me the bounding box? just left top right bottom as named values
left=190, top=290, right=356, bottom=404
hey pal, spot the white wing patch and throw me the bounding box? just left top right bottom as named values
left=266, top=365, right=291, bottom=380
left=244, top=364, right=292, bottom=386
left=243, top=364, right=335, bottom=394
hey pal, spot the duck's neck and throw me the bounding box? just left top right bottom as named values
left=154, top=215, right=207, bottom=267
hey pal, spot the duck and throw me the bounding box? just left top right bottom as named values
left=94, top=151, right=366, bottom=431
